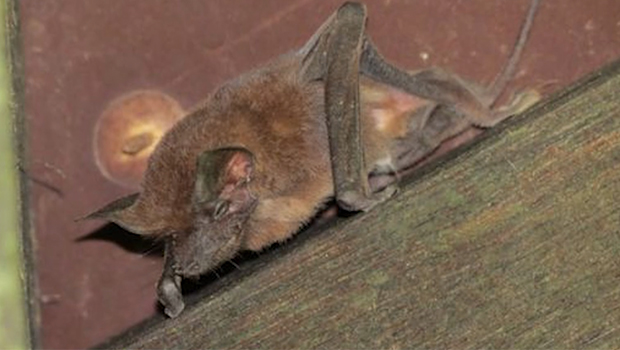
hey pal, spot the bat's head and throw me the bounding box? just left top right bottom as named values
left=172, top=147, right=257, bottom=277
left=82, top=147, right=258, bottom=278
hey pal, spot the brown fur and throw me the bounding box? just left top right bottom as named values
left=119, top=54, right=334, bottom=250
left=121, top=57, right=430, bottom=251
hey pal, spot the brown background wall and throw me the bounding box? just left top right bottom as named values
left=19, top=0, right=620, bottom=348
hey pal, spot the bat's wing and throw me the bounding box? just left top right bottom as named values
left=296, top=1, right=540, bottom=212
left=299, top=3, right=396, bottom=211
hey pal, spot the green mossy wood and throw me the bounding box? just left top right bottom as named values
left=99, top=59, right=620, bottom=349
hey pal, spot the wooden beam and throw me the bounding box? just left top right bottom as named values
left=99, top=58, right=620, bottom=349
left=1, top=0, right=36, bottom=348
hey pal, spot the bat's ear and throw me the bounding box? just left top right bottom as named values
left=193, top=147, right=254, bottom=206
left=78, top=193, right=160, bottom=235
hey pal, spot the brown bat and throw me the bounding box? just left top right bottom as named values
left=84, top=0, right=541, bottom=317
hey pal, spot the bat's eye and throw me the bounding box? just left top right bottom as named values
left=213, top=200, right=229, bottom=220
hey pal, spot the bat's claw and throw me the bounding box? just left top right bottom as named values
left=478, top=88, right=542, bottom=127
left=157, top=273, right=185, bottom=318
left=337, top=184, right=397, bottom=212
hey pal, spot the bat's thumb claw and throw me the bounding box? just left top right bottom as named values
left=157, top=275, right=185, bottom=318
left=164, top=302, right=185, bottom=319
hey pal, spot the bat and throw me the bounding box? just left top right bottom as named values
left=83, top=0, right=541, bottom=318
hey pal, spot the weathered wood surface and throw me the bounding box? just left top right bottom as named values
left=3, top=0, right=36, bottom=348
left=99, top=59, right=620, bottom=349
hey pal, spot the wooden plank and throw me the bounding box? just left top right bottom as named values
left=0, top=0, right=34, bottom=349
left=99, top=59, right=620, bottom=349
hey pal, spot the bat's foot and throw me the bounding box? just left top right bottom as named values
left=496, top=88, right=541, bottom=117
left=337, top=185, right=397, bottom=212
left=157, top=273, right=185, bottom=318
left=477, top=88, right=541, bottom=127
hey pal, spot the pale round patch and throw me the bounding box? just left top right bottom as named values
left=93, top=90, right=185, bottom=189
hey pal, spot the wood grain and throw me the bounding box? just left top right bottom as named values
left=2, top=0, right=34, bottom=348
left=99, top=59, right=620, bottom=349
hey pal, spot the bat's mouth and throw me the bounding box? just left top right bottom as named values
left=176, top=234, right=242, bottom=278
